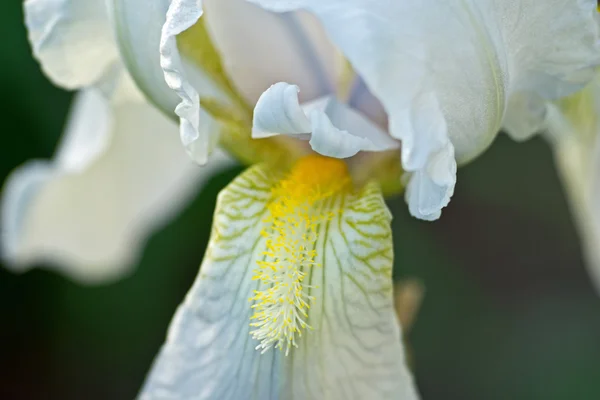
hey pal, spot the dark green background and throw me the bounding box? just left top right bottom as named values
left=2, top=2, right=600, bottom=399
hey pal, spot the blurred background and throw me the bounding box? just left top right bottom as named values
left=2, top=2, right=600, bottom=399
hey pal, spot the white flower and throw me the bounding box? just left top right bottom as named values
left=2, top=0, right=234, bottom=283
left=139, top=156, right=419, bottom=400
left=543, top=73, right=600, bottom=292
left=113, top=0, right=600, bottom=221
left=104, top=1, right=600, bottom=397
left=14, top=0, right=600, bottom=396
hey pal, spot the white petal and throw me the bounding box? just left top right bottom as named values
left=405, top=142, right=457, bottom=221
left=399, top=92, right=448, bottom=172
left=253, top=82, right=399, bottom=158
left=1, top=74, right=234, bottom=283
left=157, top=0, right=238, bottom=165
left=111, top=0, right=249, bottom=164
left=312, top=95, right=398, bottom=151
left=108, top=0, right=181, bottom=115
left=203, top=0, right=338, bottom=104
left=308, top=109, right=374, bottom=158
left=252, top=82, right=312, bottom=137
left=248, top=0, right=600, bottom=220
left=545, top=76, right=600, bottom=293
left=54, top=81, right=112, bottom=172
left=503, top=92, right=547, bottom=141
left=160, top=0, right=211, bottom=164
left=139, top=164, right=419, bottom=399
left=24, top=0, right=119, bottom=88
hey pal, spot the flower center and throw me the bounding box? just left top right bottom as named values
left=249, top=155, right=351, bottom=355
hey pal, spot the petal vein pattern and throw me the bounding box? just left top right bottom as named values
left=140, top=158, right=419, bottom=399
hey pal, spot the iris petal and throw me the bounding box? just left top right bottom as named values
left=25, top=0, right=119, bottom=88
left=139, top=160, right=418, bottom=399
left=1, top=74, right=234, bottom=283
left=253, top=82, right=399, bottom=158
left=545, top=75, right=600, bottom=293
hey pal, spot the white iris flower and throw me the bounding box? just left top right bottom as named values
left=5, top=0, right=600, bottom=398
left=110, top=0, right=598, bottom=398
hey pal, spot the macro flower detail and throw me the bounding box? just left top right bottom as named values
left=139, top=155, right=418, bottom=399
left=249, top=157, right=350, bottom=353
left=7, top=0, right=600, bottom=398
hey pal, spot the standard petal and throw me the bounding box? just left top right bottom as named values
left=1, top=75, right=235, bottom=283
left=110, top=0, right=317, bottom=166
left=203, top=0, right=338, bottom=104
left=248, top=0, right=600, bottom=220
left=139, top=163, right=418, bottom=400
left=24, top=0, right=119, bottom=88
left=253, top=82, right=399, bottom=158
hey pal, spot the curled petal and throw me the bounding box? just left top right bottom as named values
left=160, top=0, right=215, bottom=164
left=253, top=82, right=399, bottom=158
left=405, top=142, right=456, bottom=221
left=308, top=109, right=378, bottom=158
left=252, top=82, right=312, bottom=137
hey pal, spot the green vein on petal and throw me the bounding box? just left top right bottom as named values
left=140, top=159, right=419, bottom=400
